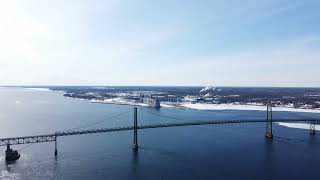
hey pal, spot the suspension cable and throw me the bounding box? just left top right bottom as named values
left=60, top=109, right=131, bottom=132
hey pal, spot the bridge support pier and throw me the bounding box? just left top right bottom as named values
left=133, top=107, right=138, bottom=150
left=55, top=135, right=57, bottom=156
left=265, top=104, right=273, bottom=139
left=310, top=121, right=316, bottom=135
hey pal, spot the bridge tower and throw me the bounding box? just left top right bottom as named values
left=133, top=107, right=139, bottom=150
left=310, top=121, right=316, bottom=135
left=265, top=103, right=273, bottom=139
left=54, top=134, right=58, bottom=156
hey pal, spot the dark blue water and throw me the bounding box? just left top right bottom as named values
left=0, top=88, right=320, bottom=180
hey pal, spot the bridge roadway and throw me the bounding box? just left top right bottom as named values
left=0, top=119, right=317, bottom=146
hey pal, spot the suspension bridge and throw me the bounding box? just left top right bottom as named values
left=0, top=104, right=318, bottom=160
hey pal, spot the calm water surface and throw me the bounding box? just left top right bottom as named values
left=0, top=87, right=320, bottom=180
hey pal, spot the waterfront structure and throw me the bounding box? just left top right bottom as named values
left=142, top=98, right=160, bottom=108
left=152, top=95, right=182, bottom=103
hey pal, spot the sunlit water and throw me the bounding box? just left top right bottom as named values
left=0, top=87, right=320, bottom=180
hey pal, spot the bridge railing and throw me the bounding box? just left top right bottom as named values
left=0, top=134, right=56, bottom=146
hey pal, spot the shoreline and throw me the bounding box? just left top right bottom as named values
left=11, top=86, right=317, bottom=114
left=180, top=103, right=320, bottom=113
left=9, top=86, right=318, bottom=114
left=90, top=99, right=320, bottom=113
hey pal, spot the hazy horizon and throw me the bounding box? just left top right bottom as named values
left=1, top=85, right=320, bottom=88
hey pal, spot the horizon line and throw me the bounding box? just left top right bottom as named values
left=1, top=85, right=320, bottom=88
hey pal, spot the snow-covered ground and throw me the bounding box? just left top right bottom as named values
left=181, top=103, right=320, bottom=113
left=160, top=102, right=176, bottom=108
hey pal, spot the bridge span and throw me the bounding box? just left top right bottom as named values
left=0, top=105, right=318, bottom=159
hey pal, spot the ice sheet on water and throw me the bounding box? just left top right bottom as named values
left=277, top=122, right=320, bottom=131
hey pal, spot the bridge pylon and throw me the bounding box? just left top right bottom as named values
left=133, top=107, right=138, bottom=150
left=265, top=103, right=273, bottom=139
left=54, top=134, right=57, bottom=156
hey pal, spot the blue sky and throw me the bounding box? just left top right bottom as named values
left=0, top=0, right=319, bottom=86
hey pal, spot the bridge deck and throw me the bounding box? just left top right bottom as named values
left=0, top=119, right=317, bottom=146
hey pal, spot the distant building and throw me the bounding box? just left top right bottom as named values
left=142, top=98, right=160, bottom=108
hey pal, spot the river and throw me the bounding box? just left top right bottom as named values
left=0, top=87, right=319, bottom=180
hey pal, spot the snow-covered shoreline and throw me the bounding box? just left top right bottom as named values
left=89, top=97, right=320, bottom=114
left=90, top=99, right=149, bottom=107
left=181, top=103, right=320, bottom=113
